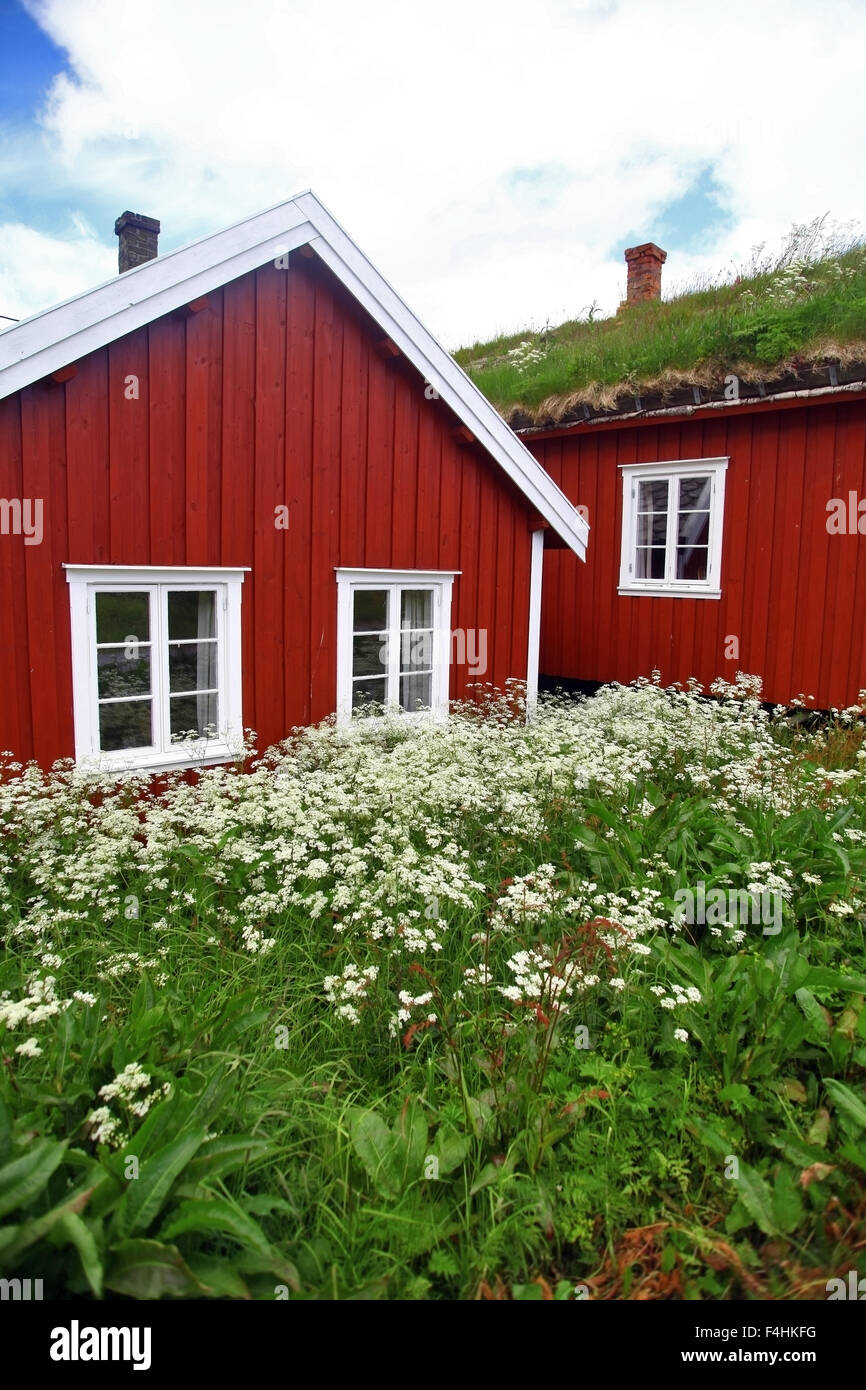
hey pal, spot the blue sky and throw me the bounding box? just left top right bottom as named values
left=1, top=0, right=864, bottom=345
left=0, top=1, right=67, bottom=120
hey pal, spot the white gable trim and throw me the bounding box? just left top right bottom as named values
left=0, top=192, right=588, bottom=559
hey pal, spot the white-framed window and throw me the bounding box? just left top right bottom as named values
left=618, top=458, right=728, bottom=598
left=335, top=568, right=458, bottom=721
left=64, top=565, right=248, bottom=773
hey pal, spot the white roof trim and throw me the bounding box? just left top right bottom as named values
left=0, top=191, right=588, bottom=558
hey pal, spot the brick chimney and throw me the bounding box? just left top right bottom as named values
left=114, top=211, right=160, bottom=273
left=623, top=242, right=667, bottom=305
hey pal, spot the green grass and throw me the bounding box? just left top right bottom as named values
left=454, top=221, right=866, bottom=423
left=1, top=675, right=865, bottom=1300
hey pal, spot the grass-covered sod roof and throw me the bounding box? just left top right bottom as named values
left=455, top=221, right=866, bottom=426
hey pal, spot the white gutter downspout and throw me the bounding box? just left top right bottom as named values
left=526, top=528, right=545, bottom=719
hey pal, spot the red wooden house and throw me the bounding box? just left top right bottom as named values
left=509, top=244, right=866, bottom=711
left=528, top=386, right=866, bottom=711
left=0, top=192, right=588, bottom=772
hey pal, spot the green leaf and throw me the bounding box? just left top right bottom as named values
left=512, top=1282, right=544, bottom=1299
left=216, top=1008, right=273, bottom=1047
left=686, top=1116, right=737, bottom=1156
left=735, top=1163, right=779, bottom=1237
left=777, top=1078, right=807, bottom=1103
left=429, top=1125, right=471, bottom=1176
left=349, top=1108, right=402, bottom=1198
left=778, top=953, right=811, bottom=994
left=719, top=1083, right=752, bottom=1108
left=124, top=1087, right=183, bottom=1158
left=0, top=1183, right=97, bottom=1264
left=160, top=1196, right=275, bottom=1256
left=0, top=1140, right=66, bottom=1219
left=0, top=1095, right=11, bottom=1165
left=114, top=1128, right=207, bottom=1238
left=176, top=1064, right=236, bottom=1136
left=806, top=1108, right=831, bottom=1148
left=804, top=967, right=866, bottom=994
left=772, top=1132, right=835, bottom=1168
left=53, top=1212, right=104, bottom=1297
left=837, top=1141, right=866, bottom=1174
left=466, top=1094, right=494, bottom=1138
left=240, top=1194, right=296, bottom=1217
left=186, top=1257, right=251, bottom=1300
left=469, top=1161, right=508, bottom=1197
left=105, top=1238, right=206, bottom=1299
left=825, top=1079, right=866, bottom=1131
left=396, top=1097, right=428, bottom=1183
left=795, top=988, right=830, bottom=1038
left=771, top=1167, right=804, bottom=1235
left=184, top=1135, right=271, bottom=1182
left=232, top=1249, right=301, bottom=1289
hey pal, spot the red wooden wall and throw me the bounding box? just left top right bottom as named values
left=0, top=255, right=538, bottom=767
left=529, top=395, right=866, bottom=709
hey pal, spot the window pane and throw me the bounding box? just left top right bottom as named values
left=352, top=677, right=387, bottom=711
left=169, top=641, right=218, bottom=693
left=401, top=589, right=433, bottom=629
left=400, top=629, right=434, bottom=672
left=352, top=633, right=387, bottom=678
left=637, top=480, right=668, bottom=514
left=169, top=693, right=218, bottom=740
left=167, top=591, right=216, bottom=641
left=400, top=672, right=432, bottom=711
left=678, top=476, right=712, bottom=511
left=677, top=547, right=708, bottom=581
left=635, top=547, right=667, bottom=579
left=97, top=647, right=152, bottom=699
left=637, top=512, right=667, bottom=546
left=99, top=699, right=153, bottom=751
left=353, top=590, right=387, bottom=633
left=96, top=592, right=150, bottom=645
left=677, top=512, right=710, bottom=547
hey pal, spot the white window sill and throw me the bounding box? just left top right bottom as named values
left=75, top=743, right=240, bottom=776
left=617, top=586, right=722, bottom=600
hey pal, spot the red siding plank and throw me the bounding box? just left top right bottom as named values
left=108, top=331, right=150, bottom=565
left=252, top=265, right=288, bottom=748
left=309, top=277, right=342, bottom=725
left=0, top=395, right=33, bottom=757
left=148, top=318, right=186, bottom=566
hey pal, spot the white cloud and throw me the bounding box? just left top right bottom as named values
left=2, top=0, right=865, bottom=345
left=0, top=221, right=115, bottom=327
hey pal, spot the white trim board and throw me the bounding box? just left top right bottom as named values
left=0, top=192, right=588, bottom=560
left=526, top=528, right=545, bottom=716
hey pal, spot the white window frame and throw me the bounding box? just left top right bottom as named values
left=335, top=568, right=458, bottom=723
left=618, top=457, right=728, bottom=598
left=64, top=565, right=248, bottom=773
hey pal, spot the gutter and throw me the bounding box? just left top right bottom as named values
left=516, top=379, right=866, bottom=438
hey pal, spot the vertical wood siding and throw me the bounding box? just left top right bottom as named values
left=0, top=258, right=536, bottom=766
left=529, top=399, right=866, bottom=708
